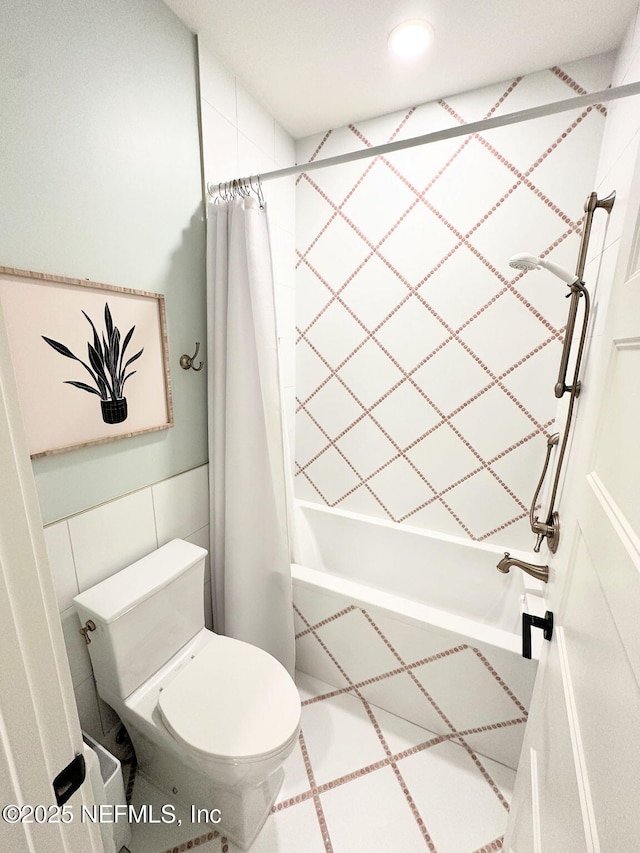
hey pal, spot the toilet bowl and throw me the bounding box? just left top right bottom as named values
left=73, top=539, right=301, bottom=850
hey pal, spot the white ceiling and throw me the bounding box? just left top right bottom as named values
left=162, top=0, right=637, bottom=139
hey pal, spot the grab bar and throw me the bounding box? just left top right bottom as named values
left=554, top=191, right=615, bottom=399
left=528, top=190, right=615, bottom=553
left=554, top=282, right=584, bottom=398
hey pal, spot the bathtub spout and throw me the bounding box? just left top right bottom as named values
left=496, top=552, right=549, bottom=583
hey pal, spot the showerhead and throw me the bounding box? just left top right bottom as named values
left=508, top=252, right=577, bottom=284
left=508, top=253, right=540, bottom=272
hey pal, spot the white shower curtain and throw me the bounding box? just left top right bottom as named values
left=207, top=195, right=295, bottom=677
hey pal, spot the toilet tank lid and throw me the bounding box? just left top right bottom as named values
left=72, top=539, right=207, bottom=624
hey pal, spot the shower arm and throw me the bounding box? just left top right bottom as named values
left=530, top=190, right=615, bottom=553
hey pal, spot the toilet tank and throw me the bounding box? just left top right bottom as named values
left=73, top=539, right=208, bottom=699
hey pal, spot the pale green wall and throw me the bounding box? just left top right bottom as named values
left=0, top=0, right=207, bottom=523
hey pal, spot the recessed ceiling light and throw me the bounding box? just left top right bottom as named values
left=388, top=20, right=434, bottom=60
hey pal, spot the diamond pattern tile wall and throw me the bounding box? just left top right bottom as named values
left=295, top=59, right=611, bottom=548
left=293, top=587, right=534, bottom=771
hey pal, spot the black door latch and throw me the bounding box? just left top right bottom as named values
left=53, top=753, right=86, bottom=806
left=522, top=610, right=554, bottom=659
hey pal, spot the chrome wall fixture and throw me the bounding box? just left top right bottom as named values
left=529, top=433, right=560, bottom=553
left=515, top=190, right=616, bottom=554
left=554, top=190, right=616, bottom=399
left=496, top=552, right=549, bottom=583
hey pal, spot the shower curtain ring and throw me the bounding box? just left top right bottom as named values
left=250, top=175, right=265, bottom=208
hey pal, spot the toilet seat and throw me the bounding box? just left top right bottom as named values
left=158, top=634, right=300, bottom=762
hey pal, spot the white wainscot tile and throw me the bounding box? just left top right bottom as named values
left=274, top=122, right=295, bottom=167
left=594, top=98, right=640, bottom=194
left=75, top=677, right=102, bottom=740
left=267, top=176, right=296, bottom=233
left=236, top=84, right=275, bottom=158
left=69, top=489, right=157, bottom=592
left=238, top=133, right=276, bottom=179
left=43, top=520, right=78, bottom=611
left=198, top=45, right=236, bottom=124
left=201, top=101, right=238, bottom=186
left=152, top=465, right=209, bottom=545
left=97, top=695, right=120, bottom=737
left=617, top=8, right=640, bottom=85
left=185, top=525, right=211, bottom=584
left=60, top=606, right=92, bottom=687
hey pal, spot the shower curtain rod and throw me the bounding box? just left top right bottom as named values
left=207, top=80, right=640, bottom=196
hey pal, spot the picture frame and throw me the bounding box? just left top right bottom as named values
left=0, top=266, right=173, bottom=458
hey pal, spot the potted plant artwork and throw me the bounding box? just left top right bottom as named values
left=42, top=302, right=143, bottom=425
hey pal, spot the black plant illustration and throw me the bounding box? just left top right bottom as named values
left=42, top=302, right=143, bottom=424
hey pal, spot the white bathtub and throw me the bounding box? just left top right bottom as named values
left=291, top=501, right=542, bottom=769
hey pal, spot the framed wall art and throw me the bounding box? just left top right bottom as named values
left=0, top=266, right=173, bottom=457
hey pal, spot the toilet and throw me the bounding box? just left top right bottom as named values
left=73, top=539, right=301, bottom=850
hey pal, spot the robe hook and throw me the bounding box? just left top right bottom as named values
left=180, top=342, right=204, bottom=371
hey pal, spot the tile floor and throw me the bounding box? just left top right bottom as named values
left=127, top=672, right=514, bottom=853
